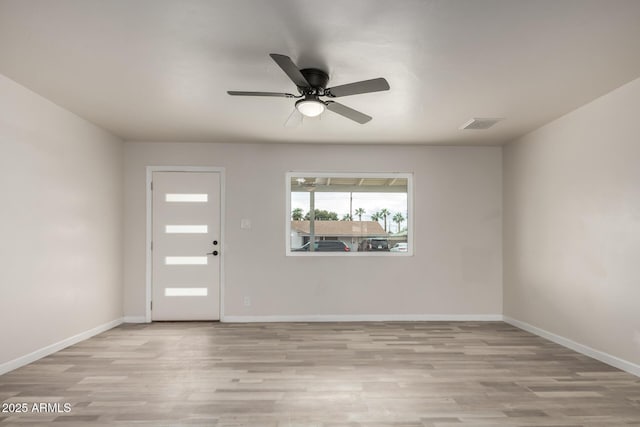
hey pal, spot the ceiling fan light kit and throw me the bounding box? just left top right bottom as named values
left=295, top=97, right=325, bottom=117
left=228, top=53, right=390, bottom=124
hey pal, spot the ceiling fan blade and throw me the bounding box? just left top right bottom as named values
left=325, top=101, right=372, bottom=124
left=284, top=108, right=303, bottom=128
left=326, top=78, right=390, bottom=98
left=269, top=53, right=310, bottom=88
left=227, top=91, right=297, bottom=98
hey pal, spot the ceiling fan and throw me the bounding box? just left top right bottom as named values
left=227, top=53, right=390, bottom=125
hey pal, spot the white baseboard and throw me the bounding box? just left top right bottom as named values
left=0, top=318, right=123, bottom=376
left=223, top=314, right=504, bottom=323
left=504, top=316, right=640, bottom=378
left=123, top=316, right=148, bottom=323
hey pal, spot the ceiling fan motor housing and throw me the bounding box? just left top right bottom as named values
left=299, top=68, right=329, bottom=93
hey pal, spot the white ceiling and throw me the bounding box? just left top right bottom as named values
left=1, top=0, right=640, bottom=145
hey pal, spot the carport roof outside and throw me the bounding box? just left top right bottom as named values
left=290, top=177, right=408, bottom=193
left=291, top=220, right=386, bottom=237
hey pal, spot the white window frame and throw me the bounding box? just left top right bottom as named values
left=285, top=171, right=414, bottom=256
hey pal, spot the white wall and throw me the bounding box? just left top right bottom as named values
left=0, top=74, right=124, bottom=370
left=504, top=77, right=640, bottom=367
left=124, top=143, right=502, bottom=319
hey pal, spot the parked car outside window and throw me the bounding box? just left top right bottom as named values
left=293, top=241, right=351, bottom=252
left=358, top=238, right=390, bottom=252
left=390, top=242, right=408, bottom=252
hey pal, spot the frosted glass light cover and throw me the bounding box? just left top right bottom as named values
left=296, top=100, right=325, bottom=117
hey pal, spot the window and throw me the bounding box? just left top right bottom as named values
left=164, top=288, right=208, bottom=296
left=286, top=172, right=413, bottom=256
left=165, top=193, right=208, bottom=202
left=165, top=225, right=208, bottom=234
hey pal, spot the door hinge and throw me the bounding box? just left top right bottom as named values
left=151, top=241, right=153, bottom=251
left=150, top=181, right=153, bottom=191
left=150, top=301, right=153, bottom=310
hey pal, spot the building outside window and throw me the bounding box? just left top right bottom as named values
left=286, top=172, right=413, bottom=255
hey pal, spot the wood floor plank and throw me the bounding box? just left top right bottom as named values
left=1, top=321, right=639, bottom=426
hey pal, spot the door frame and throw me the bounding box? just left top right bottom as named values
left=145, top=166, right=226, bottom=323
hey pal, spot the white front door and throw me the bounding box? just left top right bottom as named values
left=151, top=171, right=221, bottom=320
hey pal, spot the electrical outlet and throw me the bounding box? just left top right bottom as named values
left=243, top=296, right=251, bottom=306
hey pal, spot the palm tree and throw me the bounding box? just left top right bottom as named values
left=353, top=208, right=365, bottom=238
left=305, top=209, right=339, bottom=221
left=370, top=211, right=382, bottom=224
left=341, top=213, right=352, bottom=221
left=292, top=208, right=304, bottom=221
left=380, top=208, right=391, bottom=232
left=393, top=212, right=405, bottom=233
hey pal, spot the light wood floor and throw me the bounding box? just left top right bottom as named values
left=1, top=321, right=639, bottom=426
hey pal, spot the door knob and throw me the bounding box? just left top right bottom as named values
left=206, top=250, right=219, bottom=256
left=213, top=240, right=218, bottom=245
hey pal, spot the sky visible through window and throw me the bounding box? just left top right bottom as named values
left=291, top=191, right=408, bottom=226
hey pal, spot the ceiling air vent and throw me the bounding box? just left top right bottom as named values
left=459, top=117, right=503, bottom=130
